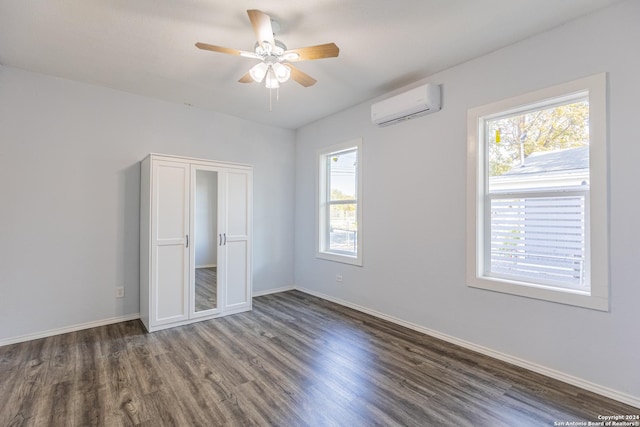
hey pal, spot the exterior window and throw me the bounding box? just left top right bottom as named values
left=317, top=139, right=363, bottom=266
left=467, top=73, right=608, bottom=310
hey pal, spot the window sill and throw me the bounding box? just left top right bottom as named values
left=317, top=251, right=363, bottom=266
left=467, top=274, right=609, bottom=311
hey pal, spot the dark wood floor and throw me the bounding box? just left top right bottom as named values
left=195, top=267, right=217, bottom=312
left=0, top=291, right=636, bottom=426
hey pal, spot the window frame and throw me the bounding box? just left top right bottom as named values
left=466, top=73, right=609, bottom=311
left=317, top=138, right=363, bottom=266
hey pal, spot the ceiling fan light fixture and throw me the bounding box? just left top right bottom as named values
left=272, top=62, right=291, bottom=83
left=249, top=62, right=268, bottom=82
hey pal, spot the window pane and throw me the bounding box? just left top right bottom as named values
left=329, top=203, right=357, bottom=254
left=489, top=195, right=586, bottom=290
left=318, top=139, right=362, bottom=266
left=329, top=149, right=357, bottom=200
left=486, top=98, right=590, bottom=290
left=487, top=99, right=589, bottom=192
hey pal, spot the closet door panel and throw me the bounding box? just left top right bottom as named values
left=226, top=171, right=249, bottom=237
left=151, top=160, right=189, bottom=325
left=225, top=241, right=249, bottom=308
left=156, top=245, right=187, bottom=320
left=156, top=164, right=189, bottom=240
left=222, top=168, right=252, bottom=311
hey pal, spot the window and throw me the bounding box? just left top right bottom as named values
left=317, top=139, right=363, bottom=266
left=467, top=73, right=608, bottom=310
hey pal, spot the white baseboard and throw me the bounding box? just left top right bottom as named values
left=0, top=313, right=141, bottom=347
left=195, top=264, right=217, bottom=269
left=253, top=285, right=295, bottom=297
left=296, top=286, right=640, bottom=410
left=0, top=285, right=292, bottom=345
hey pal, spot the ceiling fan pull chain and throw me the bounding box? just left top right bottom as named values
left=269, top=86, right=273, bottom=111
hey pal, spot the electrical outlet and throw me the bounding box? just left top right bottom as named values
left=115, top=286, right=125, bottom=298
left=335, top=274, right=343, bottom=283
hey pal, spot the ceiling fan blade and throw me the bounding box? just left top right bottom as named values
left=247, top=9, right=275, bottom=49
left=284, top=43, right=340, bottom=62
left=238, top=72, right=254, bottom=83
left=195, top=42, right=261, bottom=59
left=287, top=64, right=317, bottom=87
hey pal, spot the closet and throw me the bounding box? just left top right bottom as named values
left=140, top=154, right=252, bottom=332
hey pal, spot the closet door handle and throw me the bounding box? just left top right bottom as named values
left=223, top=233, right=227, bottom=245
left=219, top=234, right=223, bottom=246
left=186, top=234, right=189, bottom=248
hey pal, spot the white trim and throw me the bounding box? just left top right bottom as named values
left=195, top=264, right=217, bottom=269
left=252, top=285, right=295, bottom=297
left=0, top=313, right=141, bottom=347
left=144, top=153, right=252, bottom=169
left=295, top=286, right=640, bottom=410
left=316, top=138, right=364, bottom=267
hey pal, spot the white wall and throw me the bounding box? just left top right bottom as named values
left=294, top=0, right=640, bottom=404
left=0, top=66, right=295, bottom=342
left=195, top=170, right=218, bottom=268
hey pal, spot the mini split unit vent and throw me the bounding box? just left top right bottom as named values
left=371, top=83, right=441, bottom=127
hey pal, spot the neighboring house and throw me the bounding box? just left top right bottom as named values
left=490, top=145, right=589, bottom=191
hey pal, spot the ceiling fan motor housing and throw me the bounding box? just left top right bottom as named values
left=254, top=40, right=287, bottom=58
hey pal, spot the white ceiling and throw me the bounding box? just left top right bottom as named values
left=0, top=0, right=621, bottom=129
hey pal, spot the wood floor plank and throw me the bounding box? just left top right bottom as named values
left=1, top=338, right=52, bottom=426
left=231, top=378, right=308, bottom=426
left=44, top=331, right=76, bottom=386
left=0, top=342, right=33, bottom=424
left=72, top=327, right=109, bottom=427
left=100, top=324, right=151, bottom=426
left=0, top=290, right=637, bottom=426
left=153, top=352, right=225, bottom=426
left=141, top=389, right=192, bottom=426
left=184, top=323, right=256, bottom=387
left=33, top=380, right=74, bottom=427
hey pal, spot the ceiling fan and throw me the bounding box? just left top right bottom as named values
left=195, top=9, right=339, bottom=90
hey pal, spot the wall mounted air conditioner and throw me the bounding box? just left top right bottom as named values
left=371, top=83, right=441, bottom=127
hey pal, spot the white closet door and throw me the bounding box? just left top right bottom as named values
left=151, top=160, right=190, bottom=325
left=222, top=168, right=252, bottom=311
